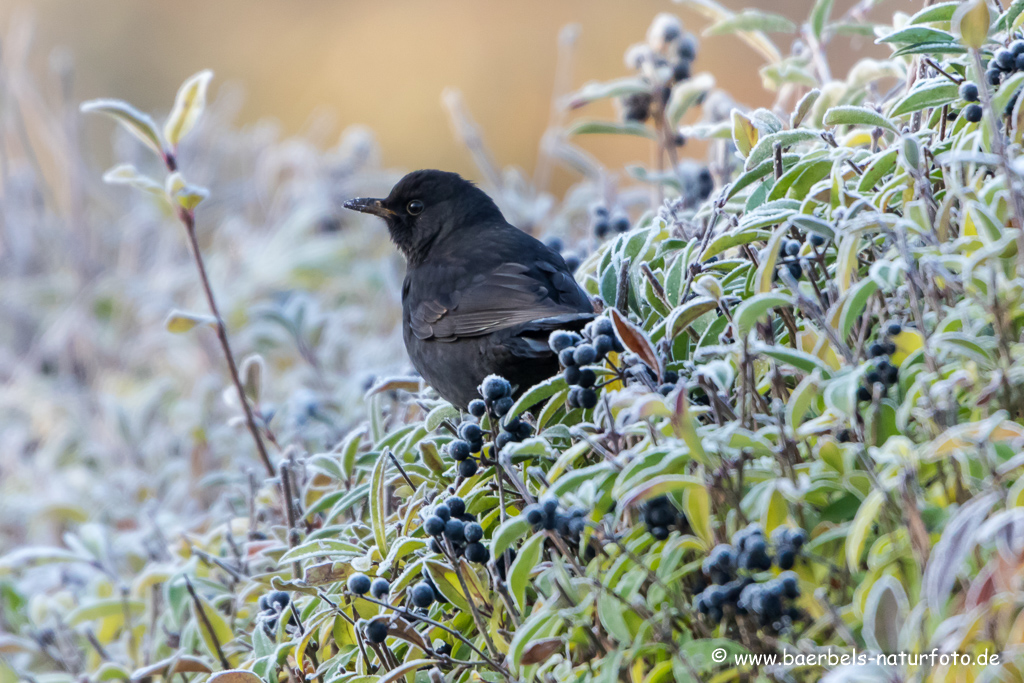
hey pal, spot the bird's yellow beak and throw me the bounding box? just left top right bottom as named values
left=344, top=197, right=395, bottom=218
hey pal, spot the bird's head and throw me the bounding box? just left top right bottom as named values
left=344, top=170, right=503, bottom=263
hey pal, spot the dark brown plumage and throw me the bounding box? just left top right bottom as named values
left=345, top=170, right=593, bottom=408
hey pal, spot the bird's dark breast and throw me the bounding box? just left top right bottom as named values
left=403, top=326, right=563, bottom=409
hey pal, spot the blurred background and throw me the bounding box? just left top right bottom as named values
left=1, top=0, right=878, bottom=194
left=0, top=0, right=882, bottom=550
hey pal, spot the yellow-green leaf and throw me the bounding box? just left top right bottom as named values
left=165, top=70, right=213, bottom=148
left=951, top=0, right=990, bottom=49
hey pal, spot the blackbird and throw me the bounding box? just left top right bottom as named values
left=345, top=170, right=594, bottom=408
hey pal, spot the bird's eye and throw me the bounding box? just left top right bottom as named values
left=407, top=200, right=424, bottom=215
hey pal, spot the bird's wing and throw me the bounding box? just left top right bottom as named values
left=409, top=259, right=592, bottom=342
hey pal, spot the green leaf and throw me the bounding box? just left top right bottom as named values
left=745, top=129, right=822, bottom=170
left=890, top=42, right=967, bottom=57
left=369, top=451, right=389, bottom=557
left=877, top=26, right=955, bottom=45
left=888, top=80, right=959, bottom=117
left=908, top=1, right=960, bottom=25
left=735, top=292, right=792, bottom=338
left=425, top=403, right=459, bottom=431
left=683, top=488, right=712, bottom=546
left=80, top=99, right=164, bottom=155
left=846, top=490, right=885, bottom=571
left=705, top=9, right=796, bottom=35
left=823, top=106, right=898, bottom=133
left=509, top=532, right=545, bottom=612
left=839, top=279, right=880, bottom=340
left=192, top=595, right=235, bottom=663
left=507, top=376, right=568, bottom=422
left=566, top=77, right=651, bottom=109
left=791, top=89, right=821, bottom=128
left=492, top=516, right=532, bottom=557
left=165, top=70, right=213, bottom=148
left=665, top=297, right=719, bottom=339
left=566, top=119, right=655, bottom=139
left=619, top=475, right=703, bottom=510
left=754, top=225, right=788, bottom=294
left=810, top=0, right=834, bottom=39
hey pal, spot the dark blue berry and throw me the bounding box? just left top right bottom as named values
left=370, top=578, right=390, bottom=599
left=468, top=399, right=486, bottom=418
left=525, top=505, right=543, bottom=526
left=458, top=459, right=478, bottom=477
left=810, top=233, right=826, bottom=247
left=458, top=423, right=483, bottom=443
left=424, top=515, right=445, bottom=536
left=493, top=396, right=514, bottom=417
left=348, top=574, right=371, bottom=595
left=593, top=334, right=615, bottom=358
left=564, top=366, right=581, bottom=385
left=612, top=214, right=630, bottom=233
left=579, top=388, right=598, bottom=409
left=651, top=525, right=669, bottom=540
left=365, top=619, right=388, bottom=644
left=480, top=376, right=511, bottom=401
left=573, top=344, right=598, bottom=365
left=465, top=542, right=489, bottom=564
left=447, top=497, right=466, bottom=517
left=577, top=369, right=596, bottom=388
left=964, top=103, right=983, bottom=123
left=465, top=522, right=484, bottom=543
left=776, top=547, right=796, bottom=570
left=549, top=331, right=575, bottom=352
left=434, top=504, right=451, bottom=521
left=559, top=347, right=578, bottom=367
left=448, top=440, right=470, bottom=461
left=444, top=519, right=465, bottom=542
left=410, top=582, right=435, bottom=608
left=960, top=82, right=979, bottom=102
left=887, top=322, right=902, bottom=336
left=594, top=219, right=611, bottom=238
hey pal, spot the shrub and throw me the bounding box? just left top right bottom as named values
left=4, top=0, right=1024, bottom=681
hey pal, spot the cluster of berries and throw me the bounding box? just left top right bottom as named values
left=857, top=322, right=902, bottom=402
left=256, top=591, right=292, bottom=637
left=468, top=375, right=514, bottom=419
left=549, top=318, right=623, bottom=409
left=986, top=40, right=1024, bottom=86
left=495, top=415, right=534, bottom=452
left=702, top=524, right=806, bottom=583
left=591, top=205, right=631, bottom=239
left=523, top=497, right=588, bottom=543
left=446, top=422, right=484, bottom=477
left=347, top=573, right=391, bottom=599
left=620, top=14, right=698, bottom=124
left=775, top=232, right=825, bottom=281
left=741, top=574, right=801, bottom=629
left=696, top=525, right=806, bottom=627
left=958, top=81, right=984, bottom=123
left=641, top=495, right=686, bottom=540
left=770, top=526, right=808, bottom=570
left=423, top=497, right=490, bottom=564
